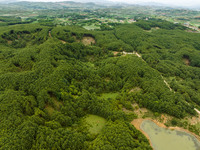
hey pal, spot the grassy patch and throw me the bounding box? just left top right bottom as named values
left=45, top=93, right=63, bottom=115
left=100, top=92, right=119, bottom=100
left=85, top=114, right=106, bottom=134
left=45, top=105, right=55, bottom=115
left=49, top=92, right=63, bottom=110
left=54, top=99, right=63, bottom=110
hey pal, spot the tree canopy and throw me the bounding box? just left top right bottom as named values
left=0, top=19, right=200, bottom=149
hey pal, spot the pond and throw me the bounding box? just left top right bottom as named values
left=141, top=120, right=200, bottom=150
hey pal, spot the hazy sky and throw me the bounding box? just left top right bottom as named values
left=110, top=0, right=198, bottom=4
left=2, top=0, right=200, bottom=7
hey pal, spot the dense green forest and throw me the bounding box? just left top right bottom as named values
left=0, top=18, right=200, bottom=149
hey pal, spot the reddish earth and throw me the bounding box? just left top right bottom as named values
left=113, top=51, right=120, bottom=56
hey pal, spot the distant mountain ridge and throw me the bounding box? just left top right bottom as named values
left=137, top=1, right=200, bottom=9
left=0, top=0, right=107, bottom=10
left=0, top=0, right=20, bottom=4
left=0, top=0, right=114, bottom=5
left=0, top=0, right=199, bottom=9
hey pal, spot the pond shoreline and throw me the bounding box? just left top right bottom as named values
left=131, top=118, right=200, bottom=150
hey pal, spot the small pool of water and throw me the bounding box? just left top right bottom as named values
left=141, top=120, right=200, bottom=150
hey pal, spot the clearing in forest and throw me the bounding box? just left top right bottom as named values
left=182, top=58, right=190, bottom=66
left=7, top=40, right=12, bottom=44
left=83, top=25, right=100, bottom=30
left=100, top=92, right=119, bottom=100
left=145, top=27, right=160, bottom=32
left=182, top=55, right=190, bottom=66
left=85, top=114, right=106, bottom=134
left=113, top=51, right=120, bottom=56
left=45, top=105, right=55, bottom=115
left=45, top=93, right=63, bottom=115
left=81, top=36, right=95, bottom=46
left=129, top=87, right=141, bottom=93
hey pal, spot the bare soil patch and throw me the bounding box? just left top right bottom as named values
left=7, top=40, right=12, bottom=45
left=132, top=103, right=148, bottom=118
left=113, top=51, right=120, bottom=56
left=104, top=77, right=111, bottom=82
left=188, top=116, right=200, bottom=125
left=129, top=87, right=141, bottom=93
left=183, top=58, right=190, bottom=66
left=81, top=36, right=95, bottom=46
left=186, top=110, right=200, bottom=125
left=49, top=31, right=52, bottom=38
